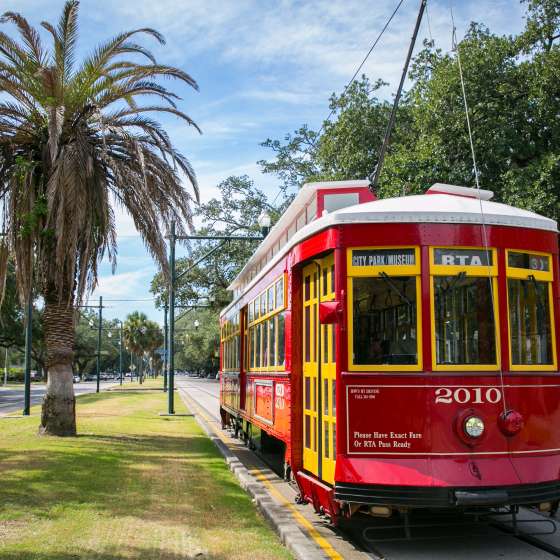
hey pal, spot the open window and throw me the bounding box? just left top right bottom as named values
left=506, top=251, right=557, bottom=371
left=430, top=247, right=499, bottom=371
left=347, top=247, right=422, bottom=371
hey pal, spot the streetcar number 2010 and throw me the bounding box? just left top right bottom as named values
left=434, top=387, right=502, bottom=405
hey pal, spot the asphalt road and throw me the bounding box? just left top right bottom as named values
left=0, top=381, right=117, bottom=415
left=178, top=376, right=560, bottom=560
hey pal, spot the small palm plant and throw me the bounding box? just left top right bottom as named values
left=0, top=1, right=199, bottom=435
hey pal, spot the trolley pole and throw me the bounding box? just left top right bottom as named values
left=163, top=302, right=168, bottom=392
left=96, top=296, right=102, bottom=393
left=167, top=222, right=176, bottom=414
left=22, top=294, right=33, bottom=416
left=370, top=0, right=426, bottom=192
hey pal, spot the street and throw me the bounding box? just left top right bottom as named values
left=0, top=381, right=118, bottom=416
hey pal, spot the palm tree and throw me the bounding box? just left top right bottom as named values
left=0, top=2, right=199, bottom=435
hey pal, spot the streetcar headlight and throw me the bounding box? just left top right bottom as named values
left=464, top=416, right=485, bottom=438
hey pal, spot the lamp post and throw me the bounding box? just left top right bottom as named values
left=107, top=321, right=124, bottom=385
left=165, top=224, right=265, bottom=415
left=22, top=294, right=33, bottom=415
left=258, top=210, right=272, bottom=237
left=163, top=302, right=168, bottom=392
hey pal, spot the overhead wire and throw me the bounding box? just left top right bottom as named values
left=315, top=0, right=406, bottom=140
left=269, top=0, right=407, bottom=207
left=450, top=4, right=508, bottom=417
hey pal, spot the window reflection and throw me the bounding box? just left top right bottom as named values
left=352, top=276, right=418, bottom=365
left=434, top=275, right=496, bottom=365
left=508, top=278, right=553, bottom=365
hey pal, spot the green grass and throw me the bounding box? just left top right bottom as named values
left=0, top=386, right=292, bottom=560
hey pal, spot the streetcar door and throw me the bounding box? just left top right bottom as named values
left=319, top=254, right=336, bottom=485
left=303, top=263, right=319, bottom=476
left=302, top=254, right=337, bottom=483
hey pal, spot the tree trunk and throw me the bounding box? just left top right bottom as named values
left=40, top=296, right=76, bottom=436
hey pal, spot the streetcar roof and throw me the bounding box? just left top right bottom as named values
left=224, top=182, right=557, bottom=308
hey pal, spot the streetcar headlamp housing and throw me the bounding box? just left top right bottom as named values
left=464, top=416, right=485, bottom=438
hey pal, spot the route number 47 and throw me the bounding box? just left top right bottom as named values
left=435, top=387, right=502, bottom=405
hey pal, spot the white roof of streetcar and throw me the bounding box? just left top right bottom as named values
left=224, top=181, right=557, bottom=310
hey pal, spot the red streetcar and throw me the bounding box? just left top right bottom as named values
left=219, top=180, right=560, bottom=524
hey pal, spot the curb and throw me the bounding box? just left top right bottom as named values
left=178, top=389, right=328, bottom=560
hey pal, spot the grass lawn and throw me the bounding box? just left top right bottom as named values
left=0, top=385, right=293, bottom=560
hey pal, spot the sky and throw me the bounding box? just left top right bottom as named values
left=4, top=0, right=528, bottom=324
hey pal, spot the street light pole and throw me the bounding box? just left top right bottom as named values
left=96, top=296, right=102, bottom=393
left=163, top=302, right=168, bottom=392
left=22, top=293, right=33, bottom=416
left=168, top=221, right=176, bottom=414
left=3, top=347, right=8, bottom=386
left=164, top=226, right=266, bottom=415
left=119, top=321, right=123, bottom=385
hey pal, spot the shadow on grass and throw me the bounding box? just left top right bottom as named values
left=0, top=430, right=259, bottom=531
left=0, top=547, right=225, bottom=560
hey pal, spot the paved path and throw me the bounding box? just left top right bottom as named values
left=178, top=376, right=560, bottom=560
left=0, top=381, right=117, bottom=416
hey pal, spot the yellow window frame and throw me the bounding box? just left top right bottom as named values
left=347, top=246, right=423, bottom=372
left=221, top=316, right=241, bottom=372
left=505, top=249, right=557, bottom=371
left=429, top=246, right=500, bottom=372
left=247, top=274, right=287, bottom=373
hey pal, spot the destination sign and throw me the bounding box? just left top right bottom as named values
left=351, top=248, right=415, bottom=268
left=434, top=248, right=492, bottom=267
left=508, top=251, right=549, bottom=272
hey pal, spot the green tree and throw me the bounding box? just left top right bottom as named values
left=260, top=0, right=559, bottom=220
left=151, top=175, right=289, bottom=374
left=151, top=175, right=288, bottom=309
left=258, top=77, right=394, bottom=190
left=73, top=311, right=123, bottom=378
left=175, top=309, right=219, bottom=376
left=123, top=311, right=162, bottom=382
left=0, top=2, right=199, bottom=435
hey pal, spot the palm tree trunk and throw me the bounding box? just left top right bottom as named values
left=40, top=291, right=76, bottom=436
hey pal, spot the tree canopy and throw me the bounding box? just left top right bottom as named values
left=259, top=0, right=560, bottom=219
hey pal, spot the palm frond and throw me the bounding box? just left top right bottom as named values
left=0, top=2, right=199, bottom=306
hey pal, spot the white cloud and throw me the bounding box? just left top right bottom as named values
left=90, top=268, right=154, bottom=299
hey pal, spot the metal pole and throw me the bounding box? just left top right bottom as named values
left=3, top=347, right=8, bottom=386
left=119, top=322, right=123, bottom=385
left=370, top=0, right=426, bottom=192
left=22, top=294, right=33, bottom=416
left=96, top=296, right=102, bottom=393
left=168, top=221, right=176, bottom=414
left=163, top=303, right=168, bottom=392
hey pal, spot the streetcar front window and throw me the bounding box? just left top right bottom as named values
left=352, top=276, right=418, bottom=365
left=433, top=275, right=496, bottom=365
left=508, top=278, right=553, bottom=365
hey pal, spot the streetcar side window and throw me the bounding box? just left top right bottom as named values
left=433, top=276, right=496, bottom=365
left=352, top=276, right=418, bottom=366
left=430, top=247, right=499, bottom=370
left=347, top=247, right=421, bottom=372
left=220, top=313, right=241, bottom=372
left=506, top=251, right=556, bottom=370
left=247, top=275, right=287, bottom=372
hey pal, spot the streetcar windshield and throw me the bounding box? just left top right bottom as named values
left=508, top=277, right=553, bottom=365
left=433, top=275, right=496, bottom=365
left=352, top=276, right=418, bottom=365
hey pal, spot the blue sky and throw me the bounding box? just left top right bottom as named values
left=5, top=0, right=527, bottom=324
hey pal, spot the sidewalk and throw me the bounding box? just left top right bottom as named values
left=0, top=383, right=292, bottom=560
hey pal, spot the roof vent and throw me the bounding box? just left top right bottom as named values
left=427, top=183, right=494, bottom=201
